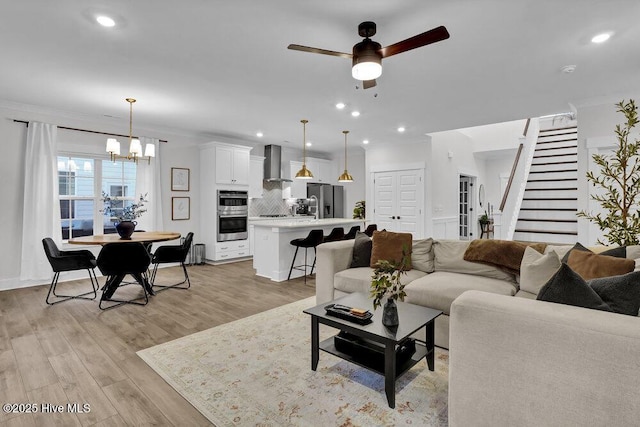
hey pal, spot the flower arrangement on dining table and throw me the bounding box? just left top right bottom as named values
left=101, top=191, right=148, bottom=222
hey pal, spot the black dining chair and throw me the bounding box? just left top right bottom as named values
left=150, top=232, right=194, bottom=292
left=344, top=225, right=361, bottom=240
left=96, top=242, right=152, bottom=310
left=42, top=238, right=99, bottom=305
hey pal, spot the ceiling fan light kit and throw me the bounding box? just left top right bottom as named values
left=288, top=20, right=449, bottom=89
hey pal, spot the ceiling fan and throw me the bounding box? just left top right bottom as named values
left=288, top=21, right=450, bottom=89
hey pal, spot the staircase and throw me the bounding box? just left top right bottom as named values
left=513, top=126, right=578, bottom=244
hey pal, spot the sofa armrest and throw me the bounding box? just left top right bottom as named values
left=315, top=239, right=355, bottom=304
left=449, top=290, right=640, bottom=427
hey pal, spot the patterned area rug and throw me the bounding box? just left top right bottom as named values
left=137, top=297, right=449, bottom=426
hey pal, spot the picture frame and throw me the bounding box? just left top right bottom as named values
left=172, top=197, right=190, bottom=220
left=171, top=167, right=190, bottom=191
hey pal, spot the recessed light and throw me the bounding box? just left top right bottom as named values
left=591, top=32, right=611, bottom=43
left=96, top=15, right=116, bottom=27
left=362, top=139, right=369, bottom=145
left=336, top=102, right=346, bottom=109
left=256, top=132, right=263, bottom=137
left=306, top=141, right=312, bottom=147
left=561, top=65, right=576, bottom=74
left=397, top=127, right=405, bottom=133
left=351, top=111, right=360, bottom=117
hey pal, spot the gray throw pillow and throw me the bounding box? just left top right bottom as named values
left=589, top=271, right=640, bottom=316
left=350, top=232, right=372, bottom=268
left=537, top=263, right=613, bottom=313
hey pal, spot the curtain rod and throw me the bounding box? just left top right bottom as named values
left=13, top=119, right=168, bottom=143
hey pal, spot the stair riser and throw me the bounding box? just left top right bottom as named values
left=516, top=221, right=578, bottom=232
left=513, top=232, right=577, bottom=245
left=523, top=189, right=577, bottom=198
left=528, top=170, right=578, bottom=180
left=534, top=147, right=577, bottom=157
left=526, top=180, right=578, bottom=190
left=518, top=210, right=578, bottom=221
left=521, top=199, right=576, bottom=209
left=530, top=162, right=577, bottom=172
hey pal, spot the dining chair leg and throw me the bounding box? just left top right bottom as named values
left=150, top=262, right=191, bottom=293
left=99, top=272, right=150, bottom=310
left=46, top=269, right=99, bottom=305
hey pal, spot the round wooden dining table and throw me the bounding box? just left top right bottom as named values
left=68, top=231, right=181, bottom=303
left=68, top=231, right=181, bottom=245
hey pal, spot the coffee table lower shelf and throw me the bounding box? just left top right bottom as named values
left=319, top=336, right=429, bottom=378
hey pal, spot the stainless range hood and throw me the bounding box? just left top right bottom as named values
left=264, top=144, right=292, bottom=182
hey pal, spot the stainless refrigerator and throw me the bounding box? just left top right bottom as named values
left=307, top=183, right=344, bottom=218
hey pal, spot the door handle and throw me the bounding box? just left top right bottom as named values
left=390, top=216, right=396, bottom=219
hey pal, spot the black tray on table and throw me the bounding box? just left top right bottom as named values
left=324, top=303, right=373, bottom=324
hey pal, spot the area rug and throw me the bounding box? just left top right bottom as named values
left=137, top=297, right=449, bottom=426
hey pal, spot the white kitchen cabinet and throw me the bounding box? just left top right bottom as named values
left=214, top=240, right=250, bottom=261
left=215, top=145, right=250, bottom=186
left=306, top=157, right=335, bottom=184
left=249, top=156, right=265, bottom=198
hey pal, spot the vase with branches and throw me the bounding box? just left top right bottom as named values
left=577, top=99, right=640, bottom=245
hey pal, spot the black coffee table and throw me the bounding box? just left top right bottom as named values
left=304, top=292, right=442, bottom=408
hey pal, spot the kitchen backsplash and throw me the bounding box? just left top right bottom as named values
left=248, top=181, right=292, bottom=216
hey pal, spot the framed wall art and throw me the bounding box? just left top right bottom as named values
left=171, top=167, right=190, bottom=191
left=172, top=196, right=190, bottom=220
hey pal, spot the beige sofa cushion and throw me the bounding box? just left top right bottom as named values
left=412, top=238, right=435, bottom=272
left=433, top=240, right=515, bottom=282
left=515, top=289, right=537, bottom=299
left=334, top=267, right=428, bottom=295
left=519, top=246, right=562, bottom=295
left=404, top=271, right=517, bottom=315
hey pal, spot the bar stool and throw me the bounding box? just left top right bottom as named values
left=364, top=224, right=377, bottom=237
left=288, top=229, right=324, bottom=283
left=344, top=225, right=361, bottom=240
left=323, top=227, right=345, bottom=243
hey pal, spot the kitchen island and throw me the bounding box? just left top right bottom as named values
left=252, top=218, right=362, bottom=282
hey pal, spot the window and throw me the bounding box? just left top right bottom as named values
left=57, top=156, right=136, bottom=239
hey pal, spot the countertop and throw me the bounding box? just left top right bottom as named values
left=251, top=218, right=362, bottom=228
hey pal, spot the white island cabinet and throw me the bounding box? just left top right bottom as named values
left=252, top=218, right=362, bottom=281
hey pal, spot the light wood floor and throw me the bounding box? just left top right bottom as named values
left=0, top=261, right=315, bottom=426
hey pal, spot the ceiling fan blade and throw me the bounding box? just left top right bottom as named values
left=379, top=26, right=450, bottom=58
left=287, top=44, right=352, bottom=59
left=363, top=79, right=377, bottom=89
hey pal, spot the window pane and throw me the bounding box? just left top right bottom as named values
left=70, top=200, right=95, bottom=237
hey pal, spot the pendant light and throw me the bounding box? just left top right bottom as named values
left=338, top=130, right=354, bottom=182
left=295, top=119, right=314, bottom=179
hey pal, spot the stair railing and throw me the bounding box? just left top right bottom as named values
left=497, top=118, right=540, bottom=239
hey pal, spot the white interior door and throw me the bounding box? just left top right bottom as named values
left=373, top=169, right=424, bottom=238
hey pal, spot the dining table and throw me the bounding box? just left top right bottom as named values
left=68, top=231, right=181, bottom=299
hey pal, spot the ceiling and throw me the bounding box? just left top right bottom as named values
left=1, top=1, right=639, bottom=154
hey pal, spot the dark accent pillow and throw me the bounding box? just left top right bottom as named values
left=350, top=232, right=372, bottom=268
left=600, top=246, right=627, bottom=258
left=370, top=230, right=412, bottom=270
left=567, top=250, right=634, bottom=280
left=537, top=263, right=612, bottom=313
left=589, top=271, right=640, bottom=316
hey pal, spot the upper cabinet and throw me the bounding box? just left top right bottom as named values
left=283, top=161, right=307, bottom=199
left=215, top=145, right=250, bottom=186
left=249, top=155, right=265, bottom=198
left=306, top=158, right=336, bottom=184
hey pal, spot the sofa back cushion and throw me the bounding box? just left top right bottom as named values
left=433, top=240, right=515, bottom=282
left=520, top=246, right=562, bottom=295
left=411, top=238, right=435, bottom=272
left=370, top=230, right=412, bottom=269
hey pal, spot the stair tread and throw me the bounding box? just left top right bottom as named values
left=536, top=138, right=578, bottom=144
left=525, top=188, right=578, bottom=191
left=527, top=178, right=577, bottom=182
left=515, top=229, right=578, bottom=235
left=538, top=126, right=578, bottom=132
left=518, top=218, right=577, bottom=223
left=523, top=197, right=577, bottom=201
left=520, top=207, right=577, bottom=211
left=529, top=169, right=577, bottom=174
left=533, top=153, right=577, bottom=159
left=535, top=145, right=578, bottom=152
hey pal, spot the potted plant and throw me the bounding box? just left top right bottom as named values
left=370, top=249, right=409, bottom=326
left=352, top=200, right=365, bottom=220
left=479, top=210, right=490, bottom=225
left=101, top=192, right=148, bottom=239
left=578, top=99, right=640, bottom=245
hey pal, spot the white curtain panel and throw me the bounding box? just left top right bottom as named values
left=20, top=122, right=61, bottom=281
left=135, top=137, right=164, bottom=232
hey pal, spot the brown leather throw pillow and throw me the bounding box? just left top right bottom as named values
left=369, top=230, right=412, bottom=270
left=567, top=249, right=635, bottom=280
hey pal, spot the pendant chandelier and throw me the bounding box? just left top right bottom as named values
left=295, top=119, right=314, bottom=179
left=105, top=98, right=155, bottom=164
left=338, top=130, right=354, bottom=182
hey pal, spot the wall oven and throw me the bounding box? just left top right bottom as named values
left=217, top=190, right=248, bottom=242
